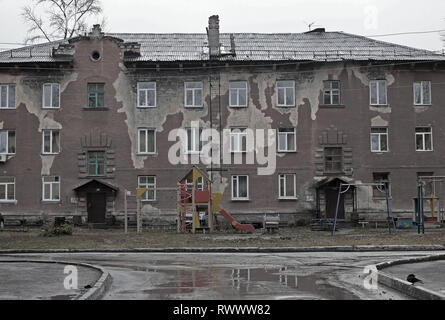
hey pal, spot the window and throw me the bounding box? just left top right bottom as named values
left=42, top=176, right=60, bottom=201
left=276, top=81, right=295, bottom=107
left=88, top=83, right=105, bottom=108
left=185, top=177, right=204, bottom=192
left=323, top=81, right=340, bottom=105
left=370, top=128, right=388, bottom=152
left=232, top=175, right=249, bottom=200
left=229, top=81, right=248, bottom=107
left=138, top=176, right=156, bottom=201
left=43, top=83, right=60, bottom=108
left=138, top=128, right=156, bottom=154
left=186, top=127, right=202, bottom=153
left=373, top=173, right=390, bottom=198
left=414, top=81, right=431, bottom=105
left=370, top=80, right=388, bottom=105
left=137, top=82, right=156, bottom=107
left=42, top=130, right=60, bottom=154
left=417, top=172, right=434, bottom=197
left=0, top=177, right=15, bottom=202
left=0, top=130, right=15, bottom=154
left=278, top=128, right=296, bottom=152
left=416, top=127, right=433, bottom=151
left=0, top=84, right=16, bottom=109
left=324, top=147, right=342, bottom=173
left=185, top=82, right=203, bottom=107
left=87, top=151, right=106, bottom=176
left=279, top=174, right=297, bottom=199
left=230, top=128, right=247, bottom=153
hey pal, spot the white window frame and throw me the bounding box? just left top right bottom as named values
left=231, top=175, right=249, bottom=200
left=229, top=81, right=248, bottom=107
left=415, top=127, right=433, bottom=152
left=414, top=81, right=432, bottom=106
left=137, top=82, right=156, bottom=108
left=186, top=127, right=202, bottom=154
left=230, top=128, right=247, bottom=153
left=278, top=174, right=297, bottom=199
left=42, top=176, right=60, bottom=202
left=137, top=128, right=156, bottom=154
left=184, top=82, right=203, bottom=108
left=138, top=176, right=156, bottom=201
left=42, top=83, right=60, bottom=109
left=0, top=84, right=16, bottom=109
left=370, top=80, right=388, bottom=106
left=0, top=177, right=15, bottom=202
left=277, top=128, right=297, bottom=152
left=276, top=81, right=295, bottom=107
left=0, top=130, right=15, bottom=155
left=370, top=128, right=389, bottom=153
left=42, top=130, right=60, bottom=154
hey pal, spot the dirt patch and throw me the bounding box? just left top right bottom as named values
left=0, top=226, right=444, bottom=250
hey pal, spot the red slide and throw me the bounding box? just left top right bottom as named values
left=220, top=209, right=255, bottom=233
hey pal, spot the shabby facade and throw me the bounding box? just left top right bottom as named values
left=1, top=16, right=445, bottom=226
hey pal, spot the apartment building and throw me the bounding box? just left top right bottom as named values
left=0, top=15, right=444, bottom=225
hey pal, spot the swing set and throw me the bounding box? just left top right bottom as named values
left=331, top=182, right=397, bottom=236
left=415, top=176, right=445, bottom=234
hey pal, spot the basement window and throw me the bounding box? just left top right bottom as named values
left=0, top=84, right=16, bottom=109
left=0, top=130, right=15, bottom=154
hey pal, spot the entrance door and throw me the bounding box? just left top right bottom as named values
left=325, top=187, right=345, bottom=219
left=87, top=193, right=106, bottom=223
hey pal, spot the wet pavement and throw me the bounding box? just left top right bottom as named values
left=1, top=251, right=442, bottom=300
left=0, top=262, right=101, bottom=300
left=383, top=260, right=445, bottom=296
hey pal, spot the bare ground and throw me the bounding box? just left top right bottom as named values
left=0, top=225, right=444, bottom=249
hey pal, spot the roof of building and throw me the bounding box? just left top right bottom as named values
left=1, top=31, right=444, bottom=64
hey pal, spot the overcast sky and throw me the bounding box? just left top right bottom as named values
left=0, top=0, right=444, bottom=52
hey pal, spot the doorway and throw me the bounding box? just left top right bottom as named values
left=87, top=193, right=106, bottom=223
left=325, top=187, right=345, bottom=219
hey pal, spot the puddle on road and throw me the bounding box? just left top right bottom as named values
left=104, top=262, right=358, bottom=300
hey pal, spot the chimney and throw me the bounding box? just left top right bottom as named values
left=207, top=15, right=220, bottom=58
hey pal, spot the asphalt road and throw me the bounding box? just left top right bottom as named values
left=0, top=251, right=442, bottom=300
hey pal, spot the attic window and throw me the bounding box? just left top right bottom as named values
left=91, top=51, right=101, bottom=61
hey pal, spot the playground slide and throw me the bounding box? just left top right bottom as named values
left=220, top=209, right=255, bottom=233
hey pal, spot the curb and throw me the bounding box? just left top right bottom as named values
left=0, top=259, right=112, bottom=300
left=376, top=254, right=445, bottom=300
left=0, top=245, right=444, bottom=254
